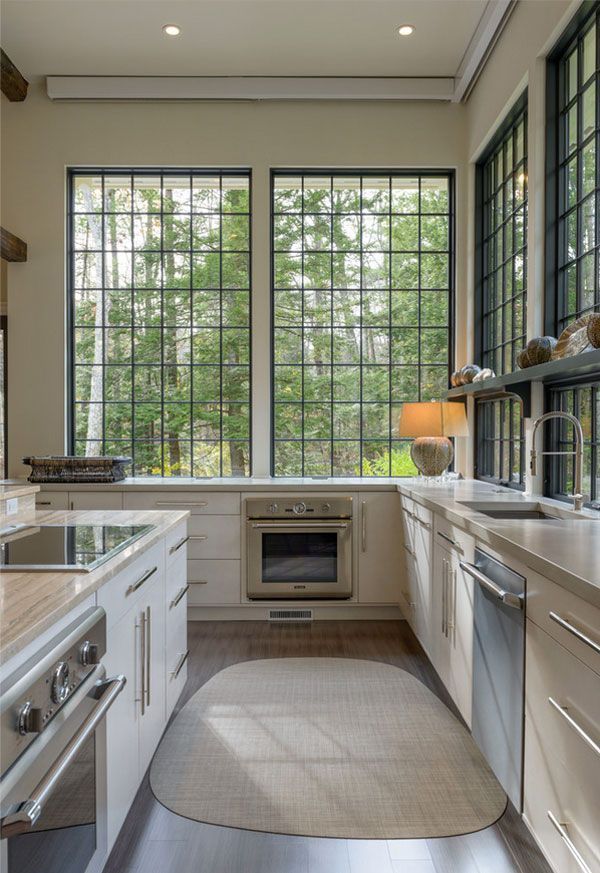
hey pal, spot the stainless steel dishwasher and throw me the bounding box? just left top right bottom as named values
left=459, top=548, right=525, bottom=811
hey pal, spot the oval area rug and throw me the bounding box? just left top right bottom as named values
left=150, top=658, right=506, bottom=839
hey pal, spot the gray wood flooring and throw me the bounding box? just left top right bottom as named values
left=102, top=620, right=551, bottom=873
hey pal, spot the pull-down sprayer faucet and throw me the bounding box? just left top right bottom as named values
left=530, top=411, right=585, bottom=512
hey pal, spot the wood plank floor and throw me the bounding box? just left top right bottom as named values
left=103, top=620, right=551, bottom=873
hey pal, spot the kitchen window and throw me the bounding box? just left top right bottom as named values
left=546, top=4, right=600, bottom=334
left=68, top=169, right=251, bottom=477
left=271, top=171, right=454, bottom=477
left=475, top=396, right=525, bottom=488
left=545, top=378, right=599, bottom=508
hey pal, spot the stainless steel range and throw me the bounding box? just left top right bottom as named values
left=246, top=496, right=353, bottom=599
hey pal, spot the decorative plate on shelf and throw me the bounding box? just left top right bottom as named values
left=551, top=315, right=595, bottom=360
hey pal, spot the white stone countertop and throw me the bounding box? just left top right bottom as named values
left=34, top=476, right=402, bottom=491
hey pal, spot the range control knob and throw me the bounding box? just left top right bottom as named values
left=17, top=701, right=42, bottom=736
left=321, top=503, right=331, bottom=512
left=51, top=662, right=70, bottom=704
left=293, top=501, right=307, bottom=515
left=80, top=640, right=99, bottom=667
left=267, top=503, right=279, bottom=514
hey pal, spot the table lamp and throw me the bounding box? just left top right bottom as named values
left=398, top=401, right=469, bottom=477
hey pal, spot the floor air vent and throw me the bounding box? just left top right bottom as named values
left=268, top=609, right=313, bottom=623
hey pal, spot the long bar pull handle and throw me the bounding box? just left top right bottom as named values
left=448, top=565, right=456, bottom=639
left=145, top=606, right=151, bottom=708
left=361, top=502, right=367, bottom=552
left=35, top=500, right=52, bottom=506
left=548, top=697, right=600, bottom=759
left=415, top=517, right=431, bottom=530
left=188, top=535, right=208, bottom=541
left=126, top=566, right=157, bottom=597
left=171, top=651, right=189, bottom=679
left=441, top=557, right=447, bottom=635
left=403, top=543, right=415, bottom=557
left=251, top=522, right=349, bottom=530
left=549, top=612, right=600, bottom=656
left=547, top=811, right=593, bottom=873
left=139, top=611, right=146, bottom=716
left=169, top=536, right=189, bottom=555
left=155, top=501, right=208, bottom=507
left=170, top=584, right=190, bottom=610
left=0, top=675, right=126, bottom=838
left=459, top=561, right=523, bottom=610
left=436, top=530, right=464, bottom=553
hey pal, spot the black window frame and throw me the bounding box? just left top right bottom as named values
left=475, top=396, right=526, bottom=490
left=545, top=0, right=600, bottom=335
left=269, top=168, right=456, bottom=478
left=67, top=166, right=253, bottom=478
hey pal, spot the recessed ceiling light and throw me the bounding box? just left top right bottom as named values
left=163, top=24, right=181, bottom=36
left=398, top=24, right=415, bottom=37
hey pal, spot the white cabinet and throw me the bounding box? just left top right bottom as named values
left=138, top=571, right=167, bottom=774
left=431, top=520, right=474, bottom=725
left=412, top=504, right=433, bottom=653
left=68, top=491, right=124, bottom=510
left=357, top=492, right=404, bottom=603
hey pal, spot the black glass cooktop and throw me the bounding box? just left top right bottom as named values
left=0, top=524, right=154, bottom=571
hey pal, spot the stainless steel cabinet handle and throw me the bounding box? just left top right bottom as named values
left=138, top=611, right=146, bottom=716
left=36, top=500, right=52, bottom=506
left=547, top=810, right=592, bottom=873
left=0, top=675, right=126, bottom=838
left=403, top=543, right=415, bottom=557
left=171, top=650, right=189, bottom=679
left=156, top=500, right=208, bottom=507
left=459, top=561, right=523, bottom=610
left=251, top=522, right=349, bottom=530
left=442, top=557, right=447, bottom=635
left=361, top=501, right=367, bottom=552
left=415, top=516, right=431, bottom=530
left=190, top=579, right=208, bottom=585
left=549, top=612, right=600, bottom=656
left=437, top=530, right=464, bottom=553
left=188, top=535, right=209, bottom=541
left=548, top=697, right=600, bottom=759
left=169, top=535, right=189, bottom=555
left=448, top=565, right=456, bottom=639
left=170, top=584, right=190, bottom=609
left=126, top=566, right=157, bottom=597
left=145, top=606, right=151, bottom=708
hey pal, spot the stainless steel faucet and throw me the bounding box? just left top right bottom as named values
left=530, top=411, right=585, bottom=512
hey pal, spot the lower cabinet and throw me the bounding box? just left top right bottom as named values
left=357, top=492, right=404, bottom=603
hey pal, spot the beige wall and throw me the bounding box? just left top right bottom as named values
left=1, top=81, right=468, bottom=476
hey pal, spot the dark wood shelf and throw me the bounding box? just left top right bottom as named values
left=447, top=347, right=600, bottom=417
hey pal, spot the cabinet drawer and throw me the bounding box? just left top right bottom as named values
left=69, top=492, right=123, bottom=510
left=35, top=491, right=70, bottom=510
left=123, top=491, right=240, bottom=515
left=166, top=554, right=188, bottom=619
left=165, top=521, right=189, bottom=567
left=187, top=515, right=241, bottom=559
left=434, top=514, right=470, bottom=557
left=98, top=542, right=164, bottom=628
left=527, top=568, right=600, bottom=677
left=524, top=620, right=600, bottom=872
left=166, top=602, right=188, bottom=716
left=187, top=560, right=241, bottom=605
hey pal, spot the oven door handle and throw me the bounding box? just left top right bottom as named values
left=0, top=674, right=126, bottom=839
left=250, top=522, right=350, bottom=529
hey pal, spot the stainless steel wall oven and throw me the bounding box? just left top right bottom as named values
left=246, top=497, right=353, bottom=599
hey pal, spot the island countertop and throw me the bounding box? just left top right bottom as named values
left=0, top=508, right=188, bottom=665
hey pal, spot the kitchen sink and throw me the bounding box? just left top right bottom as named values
left=457, top=501, right=582, bottom=521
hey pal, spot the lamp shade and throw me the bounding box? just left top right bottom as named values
left=398, top=402, right=469, bottom=438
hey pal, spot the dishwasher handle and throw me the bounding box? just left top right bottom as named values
left=459, top=561, right=523, bottom=610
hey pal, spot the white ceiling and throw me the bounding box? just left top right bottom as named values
left=1, top=0, right=491, bottom=79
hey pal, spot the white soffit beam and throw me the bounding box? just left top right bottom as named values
left=46, top=76, right=455, bottom=102
left=453, top=0, right=516, bottom=103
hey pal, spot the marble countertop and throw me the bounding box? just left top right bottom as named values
left=0, top=480, right=40, bottom=501
left=397, top=479, right=600, bottom=607
left=34, top=476, right=402, bottom=491
left=0, top=508, right=188, bottom=665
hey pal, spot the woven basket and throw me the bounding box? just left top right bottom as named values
left=23, top=456, right=132, bottom=483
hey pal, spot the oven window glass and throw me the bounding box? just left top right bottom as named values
left=262, top=533, right=337, bottom=583
left=7, top=735, right=96, bottom=873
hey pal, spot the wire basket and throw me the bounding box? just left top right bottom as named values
left=22, top=456, right=132, bottom=483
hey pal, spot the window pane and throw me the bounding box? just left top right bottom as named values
left=547, top=381, right=599, bottom=507
left=69, top=170, right=251, bottom=477
left=272, top=172, right=453, bottom=477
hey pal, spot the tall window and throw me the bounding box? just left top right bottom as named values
left=546, top=379, right=599, bottom=508
left=476, top=397, right=525, bottom=488
left=548, top=5, right=600, bottom=333
left=69, top=169, right=251, bottom=477
left=477, top=96, right=527, bottom=375
left=271, top=171, right=453, bottom=477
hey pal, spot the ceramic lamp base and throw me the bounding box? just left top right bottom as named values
left=410, top=436, right=454, bottom=478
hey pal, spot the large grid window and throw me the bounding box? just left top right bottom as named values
left=546, top=379, right=600, bottom=508
left=69, top=169, right=251, bottom=477
left=475, top=397, right=525, bottom=488
left=478, top=97, right=527, bottom=374
left=550, top=6, right=600, bottom=333
left=271, top=171, right=453, bottom=477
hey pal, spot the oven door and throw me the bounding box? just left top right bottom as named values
left=0, top=667, right=125, bottom=873
left=246, top=520, right=353, bottom=599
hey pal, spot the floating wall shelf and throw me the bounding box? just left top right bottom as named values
left=447, top=347, right=600, bottom=418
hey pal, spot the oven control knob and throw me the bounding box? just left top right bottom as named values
left=80, top=640, right=99, bottom=667
left=268, top=503, right=279, bottom=514
left=321, top=503, right=331, bottom=512
left=293, top=501, right=307, bottom=515
left=51, top=662, right=70, bottom=704
left=17, top=701, right=42, bottom=736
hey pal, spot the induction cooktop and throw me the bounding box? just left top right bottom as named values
left=0, top=523, right=154, bottom=571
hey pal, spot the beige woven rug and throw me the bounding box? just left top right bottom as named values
left=150, top=658, right=506, bottom=839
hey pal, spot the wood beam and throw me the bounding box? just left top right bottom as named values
left=1, top=49, right=28, bottom=102
left=0, top=227, right=27, bottom=262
